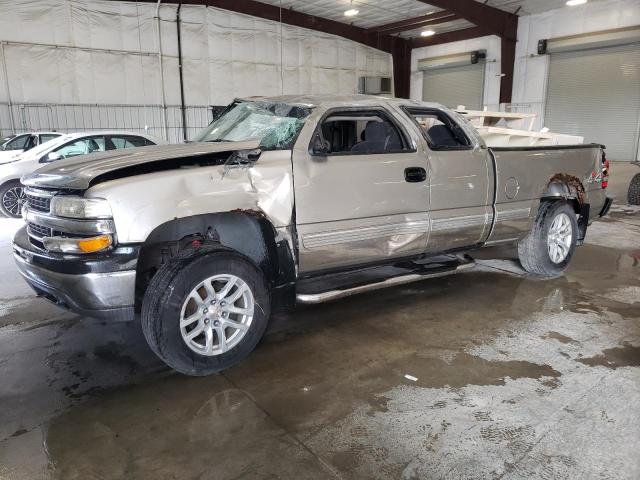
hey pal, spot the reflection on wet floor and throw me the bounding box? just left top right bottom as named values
left=0, top=210, right=638, bottom=479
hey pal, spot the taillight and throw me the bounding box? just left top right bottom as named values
left=601, top=151, right=609, bottom=189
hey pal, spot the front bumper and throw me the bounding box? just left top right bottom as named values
left=13, top=226, right=140, bottom=320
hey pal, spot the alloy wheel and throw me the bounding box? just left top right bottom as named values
left=547, top=212, right=572, bottom=264
left=179, top=274, right=254, bottom=356
left=2, top=186, right=25, bottom=217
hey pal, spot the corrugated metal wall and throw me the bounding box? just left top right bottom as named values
left=0, top=103, right=213, bottom=144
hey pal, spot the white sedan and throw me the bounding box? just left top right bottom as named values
left=0, top=132, right=62, bottom=164
left=0, top=131, right=164, bottom=217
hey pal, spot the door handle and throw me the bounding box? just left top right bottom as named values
left=405, top=167, right=426, bottom=183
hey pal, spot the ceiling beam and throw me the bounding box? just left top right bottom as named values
left=416, top=0, right=517, bottom=40
left=409, top=26, right=491, bottom=49
left=375, top=14, right=463, bottom=35
left=366, top=11, right=457, bottom=34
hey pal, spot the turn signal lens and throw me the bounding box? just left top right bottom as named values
left=77, top=235, right=112, bottom=253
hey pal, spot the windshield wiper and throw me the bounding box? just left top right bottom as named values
left=207, top=138, right=233, bottom=143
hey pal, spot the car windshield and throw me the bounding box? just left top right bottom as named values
left=193, top=101, right=312, bottom=150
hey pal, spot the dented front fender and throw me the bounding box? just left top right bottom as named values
left=85, top=150, right=295, bottom=244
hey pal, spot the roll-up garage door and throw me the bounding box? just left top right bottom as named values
left=545, top=43, right=640, bottom=161
left=422, top=63, right=485, bottom=110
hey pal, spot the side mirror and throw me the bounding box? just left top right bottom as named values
left=41, top=151, right=62, bottom=163
left=311, top=133, right=329, bottom=156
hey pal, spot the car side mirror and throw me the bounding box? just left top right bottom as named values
left=41, top=151, right=62, bottom=163
left=311, top=133, right=329, bottom=156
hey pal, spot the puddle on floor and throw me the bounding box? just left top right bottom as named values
left=577, top=343, right=640, bottom=370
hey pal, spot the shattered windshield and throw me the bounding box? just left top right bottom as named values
left=194, top=101, right=312, bottom=150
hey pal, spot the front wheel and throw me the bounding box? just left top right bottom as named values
left=518, top=201, right=578, bottom=277
left=0, top=180, right=26, bottom=218
left=141, top=250, right=270, bottom=376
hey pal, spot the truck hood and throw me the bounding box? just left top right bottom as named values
left=21, top=140, right=261, bottom=190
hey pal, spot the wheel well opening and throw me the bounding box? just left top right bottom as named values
left=133, top=212, right=295, bottom=312
left=543, top=174, right=586, bottom=213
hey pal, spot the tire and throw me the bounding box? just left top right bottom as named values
left=0, top=180, right=25, bottom=218
left=628, top=173, right=640, bottom=205
left=517, top=200, right=578, bottom=277
left=141, top=249, right=270, bottom=376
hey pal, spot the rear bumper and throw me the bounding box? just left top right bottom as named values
left=599, top=197, right=613, bottom=217
left=13, top=226, right=139, bottom=320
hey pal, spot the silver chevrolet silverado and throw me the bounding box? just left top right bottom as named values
left=13, top=95, right=612, bottom=375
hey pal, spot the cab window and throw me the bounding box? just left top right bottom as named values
left=405, top=108, right=471, bottom=151
left=314, top=109, right=410, bottom=155
left=54, top=136, right=106, bottom=159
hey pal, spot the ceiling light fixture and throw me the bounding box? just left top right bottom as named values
left=344, top=0, right=358, bottom=17
left=566, top=0, right=587, bottom=6
left=421, top=29, right=436, bottom=37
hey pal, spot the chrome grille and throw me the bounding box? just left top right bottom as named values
left=27, top=222, right=53, bottom=239
left=25, top=193, right=51, bottom=213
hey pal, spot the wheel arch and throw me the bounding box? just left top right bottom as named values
left=541, top=174, right=586, bottom=213
left=540, top=174, right=590, bottom=244
left=0, top=177, right=21, bottom=190
left=135, top=211, right=296, bottom=312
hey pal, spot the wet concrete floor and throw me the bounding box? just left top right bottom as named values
left=0, top=163, right=638, bottom=479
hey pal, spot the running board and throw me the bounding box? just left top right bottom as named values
left=296, top=258, right=475, bottom=305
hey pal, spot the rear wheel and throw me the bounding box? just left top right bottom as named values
left=518, top=201, right=578, bottom=277
left=0, top=180, right=25, bottom=218
left=628, top=173, right=640, bottom=205
left=141, top=250, right=270, bottom=376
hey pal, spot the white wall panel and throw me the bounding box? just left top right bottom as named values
left=0, top=0, right=392, bottom=107
left=512, top=0, right=640, bottom=131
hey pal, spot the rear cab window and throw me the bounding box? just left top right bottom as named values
left=312, top=108, right=413, bottom=155
left=404, top=107, right=472, bottom=151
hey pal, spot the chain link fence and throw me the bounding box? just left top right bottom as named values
left=0, top=102, right=220, bottom=144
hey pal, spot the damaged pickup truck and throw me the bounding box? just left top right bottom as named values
left=14, top=95, right=612, bottom=375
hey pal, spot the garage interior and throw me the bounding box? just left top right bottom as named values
left=0, top=0, right=639, bottom=479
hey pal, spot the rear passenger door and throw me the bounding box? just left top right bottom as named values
left=292, top=107, right=430, bottom=273
left=404, top=108, right=491, bottom=252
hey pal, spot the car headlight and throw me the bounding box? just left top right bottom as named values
left=50, top=197, right=112, bottom=219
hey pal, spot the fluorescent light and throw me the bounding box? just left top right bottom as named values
left=566, top=0, right=587, bottom=6
left=421, top=29, right=436, bottom=37
left=344, top=8, right=359, bottom=16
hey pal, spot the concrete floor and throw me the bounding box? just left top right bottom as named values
left=0, top=163, right=638, bottom=479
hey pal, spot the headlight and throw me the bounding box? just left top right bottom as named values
left=50, top=197, right=112, bottom=219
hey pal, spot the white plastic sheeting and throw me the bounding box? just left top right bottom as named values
left=0, top=0, right=393, bottom=107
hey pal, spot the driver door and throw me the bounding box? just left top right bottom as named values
left=292, top=107, right=430, bottom=273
